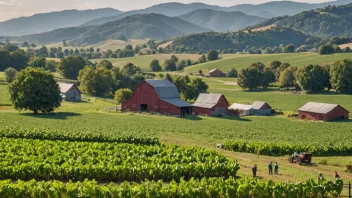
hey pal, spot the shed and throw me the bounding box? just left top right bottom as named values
left=193, top=94, right=229, bottom=116
left=208, top=68, right=225, bottom=77
left=58, top=83, right=81, bottom=102
left=229, top=103, right=253, bottom=116
left=298, top=102, right=349, bottom=121
left=252, top=101, right=273, bottom=116
left=121, top=80, right=192, bottom=116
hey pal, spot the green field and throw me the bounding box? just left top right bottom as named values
left=22, top=39, right=149, bottom=51
left=184, top=53, right=352, bottom=73
left=92, top=54, right=201, bottom=71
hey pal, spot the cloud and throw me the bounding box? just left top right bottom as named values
left=0, top=0, right=30, bottom=6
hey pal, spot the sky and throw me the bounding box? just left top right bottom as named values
left=0, top=0, right=332, bottom=22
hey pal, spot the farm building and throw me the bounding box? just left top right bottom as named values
left=252, top=101, right=273, bottom=116
left=208, top=68, right=226, bottom=77
left=58, top=83, right=81, bottom=102
left=298, top=102, right=349, bottom=122
left=193, top=94, right=229, bottom=116
left=121, top=80, right=192, bottom=116
left=229, top=103, right=253, bottom=116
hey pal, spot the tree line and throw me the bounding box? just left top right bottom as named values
left=238, top=59, right=352, bottom=93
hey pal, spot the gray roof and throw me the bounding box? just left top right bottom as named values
left=58, top=83, right=74, bottom=93
left=146, top=80, right=180, bottom=99
left=193, top=93, right=224, bottom=109
left=298, top=102, right=349, bottom=114
left=162, top=98, right=192, bottom=108
left=229, top=103, right=253, bottom=110
left=252, top=101, right=271, bottom=110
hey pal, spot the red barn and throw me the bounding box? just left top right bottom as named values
left=298, top=102, right=349, bottom=122
left=193, top=94, right=229, bottom=116
left=208, top=68, right=225, bottom=77
left=121, top=80, right=192, bottom=116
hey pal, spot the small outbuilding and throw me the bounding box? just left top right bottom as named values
left=252, top=101, right=273, bottom=116
left=229, top=103, right=253, bottom=116
left=58, top=83, right=81, bottom=102
left=298, top=102, right=349, bottom=122
left=208, top=68, right=226, bottom=77
left=121, top=80, right=192, bottom=116
left=193, top=94, right=229, bottom=116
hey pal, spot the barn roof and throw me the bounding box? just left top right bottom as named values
left=208, top=68, right=222, bottom=73
left=146, top=80, right=180, bottom=99
left=229, top=103, right=253, bottom=110
left=58, top=83, right=74, bottom=93
left=298, top=102, right=349, bottom=114
left=193, top=94, right=225, bottom=109
left=252, top=101, right=271, bottom=110
left=162, top=98, right=192, bottom=107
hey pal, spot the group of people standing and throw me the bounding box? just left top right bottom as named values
left=252, top=161, right=279, bottom=177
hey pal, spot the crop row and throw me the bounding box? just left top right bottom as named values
left=0, top=178, right=343, bottom=198
left=223, top=140, right=352, bottom=156
left=0, top=127, right=159, bottom=145
left=0, top=138, right=239, bottom=182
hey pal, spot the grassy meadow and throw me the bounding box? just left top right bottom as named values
left=22, top=39, right=149, bottom=51
left=92, top=54, right=201, bottom=71
left=184, top=52, right=352, bottom=73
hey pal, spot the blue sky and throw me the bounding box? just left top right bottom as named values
left=0, top=0, right=331, bottom=22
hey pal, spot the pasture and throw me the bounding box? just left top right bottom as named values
left=184, top=52, right=352, bottom=73
left=22, top=39, right=149, bottom=51
left=92, top=54, right=201, bottom=70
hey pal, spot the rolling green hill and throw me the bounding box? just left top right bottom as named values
left=168, top=27, right=314, bottom=52
left=178, top=9, right=266, bottom=32
left=252, top=3, right=352, bottom=38
left=17, top=14, right=209, bottom=45
left=0, top=8, right=121, bottom=36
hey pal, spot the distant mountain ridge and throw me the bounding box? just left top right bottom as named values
left=0, top=8, right=122, bottom=36
left=178, top=9, right=266, bottom=32
left=18, top=14, right=210, bottom=45
left=251, top=3, right=352, bottom=38
left=81, top=0, right=352, bottom=27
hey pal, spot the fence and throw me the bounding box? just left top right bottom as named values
left=342, top=182, right=351, bottom=198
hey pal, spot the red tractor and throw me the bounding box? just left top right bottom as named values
left=288, top=152, right=312, bottom=165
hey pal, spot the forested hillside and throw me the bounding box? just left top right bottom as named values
left=251, top=3, right=352, bottom=38
left=0, top=8, right=121, bottom=36
left=18, top=14, right=209, bottom=45
left=168, top=27, right=314, bottom=52
left=179, top=9, right=266, bottom=32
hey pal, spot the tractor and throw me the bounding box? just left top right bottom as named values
left=288, top=152, right=312, bottom=165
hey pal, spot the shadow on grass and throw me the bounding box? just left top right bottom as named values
left=217, top=116, right=252, bottom=122
left=20, top=112, right=81, bottom=120
left=333, top=119, right=352, bottom=123
left=177, top=115, right=203, bottom=121
left=305, top=90, right=352, bottom=96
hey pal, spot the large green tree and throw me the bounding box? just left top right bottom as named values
left=78, top=66, right=114, bottom=97
left=8, top=67, right=61, bottom=114
left=57, top=56, right=86, bottom=79
left=28, top=56, right=46, bottom=68
left=150, top=59, right=162, bottom=72
left=238, top=67, right=262, bottom=90
left=279, top=67, right=295, bottom=87
left=96, top=60, right=113, bottom=70
left=207, top=50, right=219, bottom=61
left=4, top=67, right=17, bottom=83
left=330, top=59, right=352, bottom=93
left=296, top=64, right=330, bottom=92
left=114, top=88, right=133, bottom=104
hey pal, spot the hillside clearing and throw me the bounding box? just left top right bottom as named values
left=248, top=24, right=276, bottom=32
left=339, top=43, right=352, bottom=49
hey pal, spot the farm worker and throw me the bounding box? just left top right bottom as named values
left=268, top=161, right=273, bottom=175
left=334, top=171, right=340, bottom=180
left=252, top=164, right=257, bottom=177
left=317, top=172, right=325, bottom=184
left=274, top=162, right=279, bottom=175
